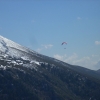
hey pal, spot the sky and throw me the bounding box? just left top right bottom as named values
left=0, top=0, right=100, bottom=70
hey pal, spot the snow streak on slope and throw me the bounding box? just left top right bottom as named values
left=0, top=35, right=37, bottom=57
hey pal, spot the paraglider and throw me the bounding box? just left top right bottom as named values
left=61, top=42, right=67, bottom=49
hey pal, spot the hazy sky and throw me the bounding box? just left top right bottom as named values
left=0, top=0, right=100, bottom=70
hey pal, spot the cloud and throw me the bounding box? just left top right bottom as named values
left=42, top=44, right=53, bottom=49
left=37, top=48, right=43, bottom=52
left=54, top=53, right=78, bottom=63
left=54, top=54, right=66, bottom=61
left=36, top=44, right=53, bottom=52
left=65, top=53, right=78, bottom=63
left=94, top=61, right=100, bottom=69
left=54, top=53, right=100, bottom=70
left=77, top=17, right=82, bottom=20
left=95, top=41, right=100, bottom=45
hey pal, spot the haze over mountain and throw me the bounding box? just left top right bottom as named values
left=0, top=35, right=100, bottom=100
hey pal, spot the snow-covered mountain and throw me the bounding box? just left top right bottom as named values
left=0, top=35, right=100, bottom=100
left=0, top=35, right=43, bottom=70
left=0, top=35, right=38, bottom=57
left=0, top=35, right=99, bottom=76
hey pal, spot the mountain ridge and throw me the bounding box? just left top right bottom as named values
left=0, top=35, right=100, bottom=100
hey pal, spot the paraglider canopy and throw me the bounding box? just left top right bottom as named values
left=61, top=42, right=67, bottom=45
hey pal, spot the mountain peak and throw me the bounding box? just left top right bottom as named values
left=0, top=35, right=37, bottom=58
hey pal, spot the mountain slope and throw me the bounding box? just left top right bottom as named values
left=0, top=35, right=37, bottom=54
left=0, top=35, right=100, bottom=100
